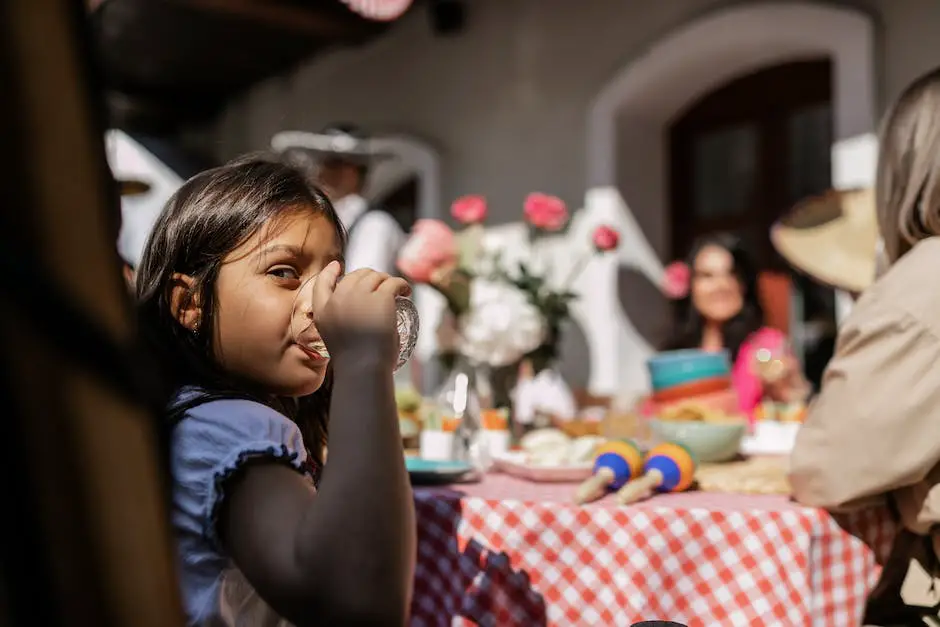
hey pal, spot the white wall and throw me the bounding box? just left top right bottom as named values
left=214, top=0, right=940, bottom=221
left=209, top=0, right=940, bottom=392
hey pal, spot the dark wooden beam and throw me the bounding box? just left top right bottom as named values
left=164, top=0, right=373, bottom=37
left=89, top=0, right=391, bottom=131
left=104, top=91, right=219, bottom=133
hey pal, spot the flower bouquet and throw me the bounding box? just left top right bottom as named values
left=397, top=192, right=620, bottom=388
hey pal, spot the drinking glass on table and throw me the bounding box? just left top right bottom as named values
left=290, top=270, right=419, bottom=372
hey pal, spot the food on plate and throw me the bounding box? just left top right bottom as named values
left=754, top=400, right=808, bottom=423
left=481, top=408, right=509, bottom=431
left=518, top=428, right=607, bottom=466
left=657, top=401, right=744, bottom=424
left=557, top=419, right=602, bottom=439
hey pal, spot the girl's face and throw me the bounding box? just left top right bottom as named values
left=690, top=244, right=744, bottom=324
left=212, top=209, right=342, bottom=397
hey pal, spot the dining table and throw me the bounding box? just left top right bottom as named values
left=408, top=472, right=896, bottom=627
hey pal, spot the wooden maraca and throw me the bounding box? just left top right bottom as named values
left=615, top=442, right=697, bottom=505
left=573, top=439, right=643, bottom=504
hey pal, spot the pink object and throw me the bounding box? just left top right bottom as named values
left=411, top=473, right=894, bottom=626
left=396, top=219, right=457, bottom=283
left=591, top=225, right=620, bottom=251
left=663, top=261, right=691, bottom=299
left=450, top=194, right=488, bottom=224
left=733, top=327, right=788, bottom=424
left=523, top=193, right=568, bottom=231
left=339, top=0, right=412, bottom=21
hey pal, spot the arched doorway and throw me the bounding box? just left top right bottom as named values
left=583, top=2, right=876, bottom=393
left=669, top=58, right=837, bottom=385
left=363, top=135, right=445, bottom=391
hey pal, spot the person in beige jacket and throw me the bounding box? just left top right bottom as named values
left=790, top=67, right=940, bottom=626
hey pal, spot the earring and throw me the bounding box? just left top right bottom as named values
left=192, top=319, right=201, bottom=334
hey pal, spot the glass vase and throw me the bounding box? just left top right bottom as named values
left=432, top=356, right=493, bottom=471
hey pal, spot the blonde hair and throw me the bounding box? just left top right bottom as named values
left=876, top=67, right=940, bottom=263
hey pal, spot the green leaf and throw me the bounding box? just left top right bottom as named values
left=456, top=224, right=484, bottom=270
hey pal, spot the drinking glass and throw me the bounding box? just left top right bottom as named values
left=290, top=273, right=419, bottom=372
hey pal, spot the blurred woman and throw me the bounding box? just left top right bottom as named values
left=790, top=66, right=940, bottom=625
left=664, top=232, right=809, bottom=421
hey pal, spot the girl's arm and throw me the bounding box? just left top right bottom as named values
left=220, top=359, right=414, bottom=627
left=221, top=268, right=415, bottom=626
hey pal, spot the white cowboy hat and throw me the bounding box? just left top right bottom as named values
left=106, top=130, right=185, bottom=268
left=770, top=187, right=878, bottom=294
left=270, top=124, right=391, bottom=164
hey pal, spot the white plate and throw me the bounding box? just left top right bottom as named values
left=492, top=451, right=593, bottom=483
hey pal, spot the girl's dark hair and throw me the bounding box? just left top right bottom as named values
left=135, top=153, right=345, bottom=465
left=664, top=232, right=764, bottom=362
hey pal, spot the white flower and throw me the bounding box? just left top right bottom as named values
left=457, top=279, right=546, bottom=367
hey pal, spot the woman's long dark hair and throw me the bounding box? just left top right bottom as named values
left=664, top=233, right=764, bottom=362
left=135, top=153, right=345, bottom=466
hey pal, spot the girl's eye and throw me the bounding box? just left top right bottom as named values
left=268, top=266, right=300, bottom=281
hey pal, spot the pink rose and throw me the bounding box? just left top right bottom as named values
left=592, top=225, right=620, bottom=251
left=396, top=219, right=458, bottom=283
left=450, top=195, right=487, bottom=224
left=523, top=193, right=568, bottom=231
left=663, top=261, right=691, bottom=299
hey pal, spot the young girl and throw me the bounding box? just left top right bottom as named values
left=664, top=233, right=809, bottom=421
left=136, top=154, right=415, bottom=626
left=790, top=67, right=940, bottom=625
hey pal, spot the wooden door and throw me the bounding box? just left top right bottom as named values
left=669, top=59, right=835, bottom=356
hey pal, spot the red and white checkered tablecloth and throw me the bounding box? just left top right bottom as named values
left=409, top=474, right=896, bottom=627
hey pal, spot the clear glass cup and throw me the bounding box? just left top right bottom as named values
left=290, top=273, right=419, bottom=372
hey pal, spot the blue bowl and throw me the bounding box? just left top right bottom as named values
left=647, top=349, right=731, bottom=391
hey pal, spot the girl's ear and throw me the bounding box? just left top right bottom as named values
left=122, top=264, right=136, bottom=291
left=169, top=273, right=202, bottom=332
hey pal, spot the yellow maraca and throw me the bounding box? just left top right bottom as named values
left=574, top=440, right=643, bottom=504
left=615, top=442, right=697, bottom=505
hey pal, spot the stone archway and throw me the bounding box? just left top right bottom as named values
left=365, top=134, right=447, bottom=389
left=581, top=2, right=876, bottom=393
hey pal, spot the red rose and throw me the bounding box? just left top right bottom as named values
left=663, top=261, right=691, bottom=300
left=450, top=195, right=487, bottom=224
left=592, top=225, right=620, bottom=251
left=396, top=219, right=458, bottom=283
left=523, top=193, right=568, bottom=231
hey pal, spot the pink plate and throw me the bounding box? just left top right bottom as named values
left=492, top=451, right=593, bottom=483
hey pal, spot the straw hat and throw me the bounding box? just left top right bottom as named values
left=770, top=188, right=878, bottom=293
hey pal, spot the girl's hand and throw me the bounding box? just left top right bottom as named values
left=311, top=261, right=412, bottom=370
